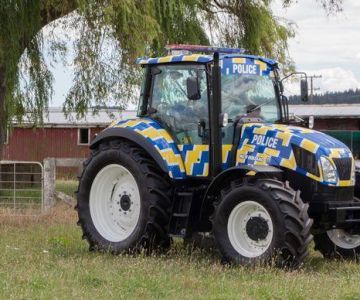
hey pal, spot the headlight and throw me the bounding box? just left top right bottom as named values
left=320, top=156, right=338, bottom=184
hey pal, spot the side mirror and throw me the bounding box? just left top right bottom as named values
left=300, top=79, right=309, bottom=102
left=186, top=76, right=201, bottom=100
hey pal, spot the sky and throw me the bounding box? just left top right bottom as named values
left=47, top=0, right=360, bottom=106
left=272, top=0, right=360, bottom=94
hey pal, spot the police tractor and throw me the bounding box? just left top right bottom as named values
left=76, top=45, right=359, bottom=267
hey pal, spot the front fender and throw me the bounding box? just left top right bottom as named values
left=203, top=165, right=283, bottom=201
left=198, top=165, right=283, bottom=231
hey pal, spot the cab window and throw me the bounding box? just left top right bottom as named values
left=150, top=64, right=208, bottom=144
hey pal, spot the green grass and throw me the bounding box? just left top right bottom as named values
left=1, top=181, right=360, bottom=299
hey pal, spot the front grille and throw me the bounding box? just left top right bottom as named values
left=292, top=144, right=319, bottom=176
left=333, top=157, right=352, bottom=180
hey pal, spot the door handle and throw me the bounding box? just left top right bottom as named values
left=198, top=119, right=206, bottom=138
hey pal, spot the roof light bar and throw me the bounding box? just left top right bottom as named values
left=165, top=44, right=245, bottom=55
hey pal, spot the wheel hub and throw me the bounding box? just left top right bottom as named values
left=120, top=194, right=131, bottom=211
left=227, top=200, right=274, bottom=258
left=246, top=216, right=269, bottom=241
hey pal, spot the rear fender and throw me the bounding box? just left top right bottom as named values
left=91, top=119, right=186, bottom=179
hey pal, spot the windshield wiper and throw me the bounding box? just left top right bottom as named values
left=247, top=99, right=274, bottom=114
left=147, top=107, right=158, bottom=115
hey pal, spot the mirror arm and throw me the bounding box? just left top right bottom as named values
left=280, top=71, right=308, bottom=83
left=283, top=95, right=289, bottom=122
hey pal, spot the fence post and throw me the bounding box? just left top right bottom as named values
left=43, top=158, right=56, bottom=210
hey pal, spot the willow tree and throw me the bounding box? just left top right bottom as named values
left=0, top=0, right=343, bottom=150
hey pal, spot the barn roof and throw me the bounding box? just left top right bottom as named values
left=14, top=108, right=137, bottom=128
left=289, top=104, right=360, bottom=118
left=14, top=104, right=360, bottom=128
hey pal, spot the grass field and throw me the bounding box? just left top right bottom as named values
left=1, top=181, right=360, bottom=299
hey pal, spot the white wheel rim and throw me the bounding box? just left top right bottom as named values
left=327, top=229, right=360, bottom=249
left=90, top=164, right=141, bottom=242
left=227, top=201, right=273, bottom=258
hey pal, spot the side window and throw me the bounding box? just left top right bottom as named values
left=150, top=65, right=209, bottom=144
left=137, top=67, right=147, bottom=116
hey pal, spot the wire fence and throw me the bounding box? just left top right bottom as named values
left=0, top=161, right=44, bottom=216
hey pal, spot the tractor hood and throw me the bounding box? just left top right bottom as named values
left=237, top=123, right=355, bottom=187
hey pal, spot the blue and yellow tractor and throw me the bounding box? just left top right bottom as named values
left=77, top=45, right=359, bottom=267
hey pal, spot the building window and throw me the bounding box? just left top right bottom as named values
left=78, top=128, right=90, bottom=145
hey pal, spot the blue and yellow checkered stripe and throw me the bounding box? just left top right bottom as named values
left=178, top=145, right=209, bottom=176
left=109, top=118, right=234, bottom=178
left=136, top=54, right=212, bottom=65
left=137, top=55, right=273, bottom=77
left=110, top=118, right=186, bottom=179
left=236, top=123, right=354, bottom=186
left=178, top=144, right=233, bottom=177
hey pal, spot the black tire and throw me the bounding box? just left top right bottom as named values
left=211, top=178, right=313, bottom=268
left=314, top=232, right=360, bottom=260
left=76, top=139, right=172, bottom=253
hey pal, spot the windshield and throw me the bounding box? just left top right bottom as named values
left=221, top=73, right=280, bottom=123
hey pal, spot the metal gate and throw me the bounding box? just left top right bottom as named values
left=0, top=161, right=44, bottom=215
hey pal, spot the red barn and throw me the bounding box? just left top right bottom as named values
left=1, top=108, right=136, bottom=163
left=289, top=104, right=360, bottom=159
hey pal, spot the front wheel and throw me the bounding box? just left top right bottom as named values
left=212, top=178, right=313, bottom=268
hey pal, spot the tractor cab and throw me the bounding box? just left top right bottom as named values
left=137, top=45, right=284, bottom=147
left=135, top=45, right=309, bottom=178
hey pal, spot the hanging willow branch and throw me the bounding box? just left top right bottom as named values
left=0, top=0, right=344, bottom=149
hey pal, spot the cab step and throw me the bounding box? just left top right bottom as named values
left=169, top=190, right=194, bottom=237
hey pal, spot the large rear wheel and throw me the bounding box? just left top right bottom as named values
left=76, top=139, right=172, bottom=253
left=212, top=178, right=313, bottom=268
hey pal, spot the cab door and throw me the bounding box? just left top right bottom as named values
left=149, top=63, right=210, bottom=176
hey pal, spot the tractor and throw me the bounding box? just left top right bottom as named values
left=76, top=45, right=359, bottom=268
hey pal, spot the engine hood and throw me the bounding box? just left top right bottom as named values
left=237, top=123, right=354, bottom=187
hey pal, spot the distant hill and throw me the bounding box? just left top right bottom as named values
left=289, top=89, right=360, bottom=105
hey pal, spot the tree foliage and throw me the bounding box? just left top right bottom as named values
left=0, top=0, right=344, bottom=146
left=290, top=89, right=360, bottom=105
